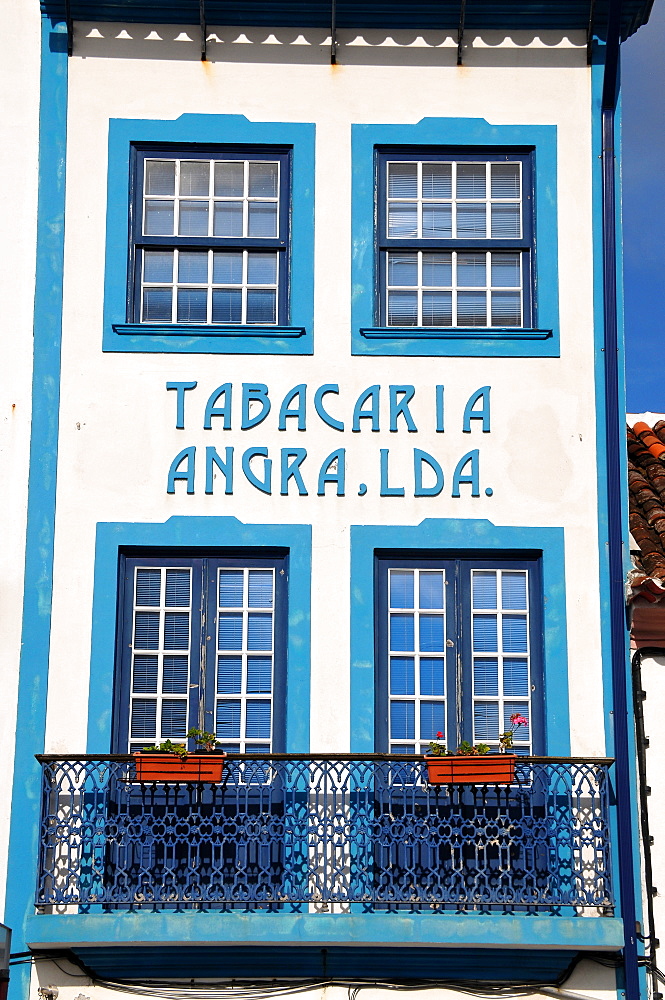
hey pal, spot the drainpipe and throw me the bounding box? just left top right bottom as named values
left=601, top=1, right=641, bottom=997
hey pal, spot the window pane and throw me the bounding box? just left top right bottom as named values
left=248, top=202, right=277, bottom=238
left=388, top=253, right=417, bottom=287
left=180, top=161, right=209, bottom=196
left=213, top=252, right=243, bottom=284
left=248, top=570, right=273, bottom=608
left=473, top=658, right=498, bottom=696
left=388, top=203, right=417, bottom=238
left=420, top=702, right=445, bottom=741
left=390, top=570, right=414, bottom=609
left=164, top=612, right=189, bottom=650
left=219, top=570, right=243, bottom=607
left=133, top=656, right=158, bottom=693
left=144, top=200, right=174, bottom=235
left=388, top=162, right=417, bottom=198
left=420, top=658, right=444, bottom=696
left=162, top=656, right=189, bottom=694
left=214, top=161, right=244, bottom=197
left=457, top=291, right=487, bottom=326
left=491, top=253, right=521, bottom=288
left=131, top=699, right=157, bottom=739
left=474, top=702, right=499, bottom=741
left=387, top=291, right=417, bottom=326
left=473, top=614, right=498, bottom=652
left=213, top=202, right=243, bottom=237
left=246, top=289, right=276, bottom=324
left=456, top=203, right=486, bottom=238
left=390, top=656, right=415, bottom=696
left=249, top=162, right=278, bottom=198
left=136, top=569, right=161, bottom=606
left=178, top=251, right=208, bottom=284
left=212, top=289, right=242, bottom=323
left=165, top=569, right=190, bottom=607
left=502, top=572, right=527, bottom=609
left=422, top=291, right=452, bottom=327
left=246, top=701, right=272, bottom=739
left=161, top=700, right=187, bottom=738
left=134, top=612, right=159, bottom=649
left=142, top=288, right=172, bottom=321
left=177, top=288, right=207, bottom=323
left=143, top=250, right=173, bottom=283
left=491, top=291, right=521, bottom=327
left=179, top=200, right=209, bottom=236
left=247, top=613, right=272, bottom=650
left=491, top=203, right=521, bottom=238
left=218, top=613, right=243, bottom=650
left=390, top=613, right=415, bottom=651
left=422, top=204, right=452, bottom=238
left=145, top=160, right=175, bottom=196
left=247, top=656, right=272, bottom=693
left=456, top=163, right=486, bottom=198
left=247, top=253, right=278, bottom=285
left=390, top=701, right=415, bottom=740
left=491, top=163, right=520, bottom=199
left=216, top=700, right=241, bottom=739
left=502, top=615, right=528, bottom=653
left=422, top=163, right=451, bottom=198
left=419, top=614, right=444, bottom=652
left=473, top=572, right=497, bottom=609
left=422, top=254, right=452, bottom=287
left=457, top=253, right=486, bottom=287
left=503, top=658, right=529, bottom=696
left=217, top=656, right=243, bottom=694
left=419, top=572, right=444, bottom=609
left=504, top=702, right=529, bottom=733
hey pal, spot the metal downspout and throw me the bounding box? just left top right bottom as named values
left=601, top=1, right=641, bottom=997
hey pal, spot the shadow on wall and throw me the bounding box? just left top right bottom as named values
left=70, top=23, right=586, bottom=66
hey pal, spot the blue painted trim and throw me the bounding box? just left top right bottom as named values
left=114, top=323, right=306, bottom=339
left=86, top=517, right=311, bottom=753
left=3, top=16, right=68, bottom=1000
left=25, top=911, right=624, bottom=951
left=351, top=118, right=559, bottom=358
left=103, top=115, right=315, bottom=356
left=350, top=519, right=569, bottom=756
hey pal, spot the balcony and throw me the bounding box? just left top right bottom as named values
left=36, top=754, right=613, bottom=915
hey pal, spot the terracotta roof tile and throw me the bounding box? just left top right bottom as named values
left=628, top=419, right=665, bottom=598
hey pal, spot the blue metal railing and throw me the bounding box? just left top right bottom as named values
left=36, top=755, right=614, bottom=913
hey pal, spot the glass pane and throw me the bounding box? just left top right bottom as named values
left=142, top=287, right=172, bottom=321
left=165, top=569, right=190, bottom=606
left=248, top=202, right=278, bottom=238
left=457, top=290, right=487, bottom=326
left=420, top=658, right=444, bottom=696
left=491, top=253, right=521, bottom=288
left=164, top=612, right=189, bottom=650
left=216, top=700, right=241, bottom=739
left=457, top=254, right=486, bottom=287
left=178, top=251, right=208, bottom=284
left=177, top=288, right=207, bottom=323
left=248, top=570, right=273, bottom=607
left=145, top=160, right=176, bottom=196
left=387, top=162, right=417, bottom=198
left=136, top=569, right=161, bottom=606
left=390, top=570, right=414, bottom=609
left=422, top=204, right=452, bottom=238
left=456, top=203, right=486, bottom=238
left=387, top=253, right=417, bottom=287
left=249, top=161, right=278, bottom=198
left=390, top=701, right=415, bottom=740
left=213, top=252, right=243, bottom=285
left=456, top=163, right=486, bottom=199
left=491, top=203, right=521, bottom=239
left=144, top=200, right=174, bottom=236
left=246, top=289, right=276, bottom=324
left=473, top=571, right=497, bottom=609
left=143, top=250, right=173, bottom=283
left=419, top=572, right=444, bottom=609
left=218, top=613, right=243, bottom=650
left=419, top=614, right=444, bottom=652
left=503, top=658, right=529, bottom=696
left=179, top=200, right=209, bottom=237
left=473, top=658, right=498, bottom=696
left=213, top=202, right=243, bottom=237
left=247, top=613, right=272, bottom=650
left=132, top=656, right=158, bottom=694
left=473, top=614, right=498, bottom=652
left=502, top=572, right=527, bottom=609
left=246, top=701, right=271, bottom=739
left=247, top=253, right=278, bottom=285
left=390, top=613, right=415, bottom=652
left=214, top=161, right=244, bottom=197
left=422, top=254, right=452, bottom=287
left=130, top=700, right=157, bottom=739
left=180, top=161, right=210, bottom=196
left=502, top=615, right=528, bottom=653
left=387, top=291, right=417, bottom=326
left=247, top=656, right=272, bottom=693
left=390, top=657, right=415, bottom=695
left=422, top=291, right=452, bottom=327
left=491, top=291, right=521, bottom=327
left=491, top=163, right=520, bottom=199
left=422, top=163, right=452, bottom=199
left=219, top=570, right=243, bottom=607
left=504, top=702, right=529, bottom=733
left=162, top=656, right=188, bottom=694
left=161, top=700, right=187, bottom=738
left=217, top=656, right=242, bottom=694
left=474, top=702, right=499, bottom=741
left=420, top=701, right=445, bottom=740
left=212, top=289, right=242, bottom=323
left=134, top=612, right=159, bottom=649
left=387, top=203, right=417, bottom=238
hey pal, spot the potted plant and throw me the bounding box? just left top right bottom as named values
left=133, top=728, right=226, bottom=782
left=424, top=713, right=528, bottom=785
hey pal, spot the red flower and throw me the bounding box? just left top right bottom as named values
left=436, top=731, right=444, bottom=739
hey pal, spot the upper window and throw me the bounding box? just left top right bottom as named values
left=114, top=554, right=287, bottom=754
left=378, top=152, right=532, bottom=329
left=132, top=149, right=290, bottom=327
left=375, top=557, right=542, bottom=756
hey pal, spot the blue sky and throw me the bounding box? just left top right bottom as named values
left=622, top=0, right=665, bottom=412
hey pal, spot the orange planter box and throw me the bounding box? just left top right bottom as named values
left=425, top=754, right=517, bottom=785
left=133, top=752, right=226, bottom=783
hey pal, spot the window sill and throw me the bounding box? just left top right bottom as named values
left=353, top=326, right=558, bottom=358
left=104, top=323, right=312, bottom=355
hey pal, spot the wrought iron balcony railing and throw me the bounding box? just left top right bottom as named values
left=36, top=755, right=614, bottom=914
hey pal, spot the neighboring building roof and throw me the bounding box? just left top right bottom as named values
left=40, top=0, right=653, bottom=39
left=628, top=416, right=665, bottom=647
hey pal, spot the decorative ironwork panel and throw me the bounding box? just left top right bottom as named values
left=36, top=756, right=613, bottom=913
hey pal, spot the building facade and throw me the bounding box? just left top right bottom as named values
left=0, top=2, right=654, bottom=999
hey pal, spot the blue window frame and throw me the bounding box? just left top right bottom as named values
left=377, top=151, right=533, bottom=329
left=113, top=553, right=287, bottom=753
left=375, top=556, right=544, bottom=755
left=130, top=147, right=290, bottom=327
